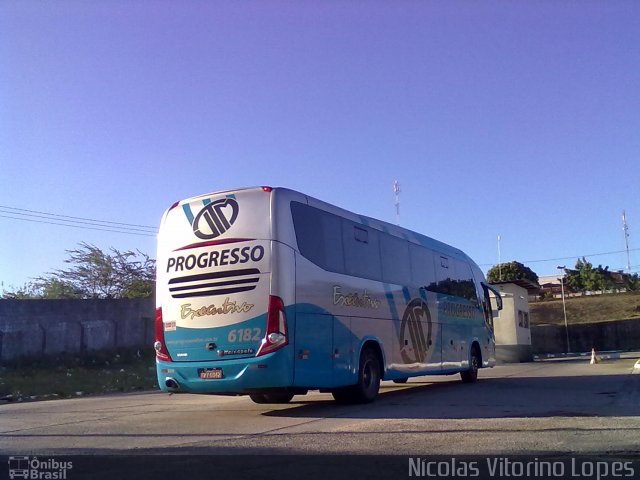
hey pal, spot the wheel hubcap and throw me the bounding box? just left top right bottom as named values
left=363, top=362, right=372, bottom=388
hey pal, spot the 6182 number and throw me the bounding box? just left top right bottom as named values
left=227, top=328, right=261, bottom=342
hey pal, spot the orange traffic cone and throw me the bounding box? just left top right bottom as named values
left=590, top=347, right=598, bottom=365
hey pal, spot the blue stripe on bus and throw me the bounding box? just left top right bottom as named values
left=202, top=198, right=211, bottom=205
left=182, top=204, right=195, bottom=225
left=401, top=286, right=411, bottom=304
left=418, top=287, right=428, bottom=303
left=382, top=284, right=399, bottom=320
left=383, top=283, right=404, bottom=338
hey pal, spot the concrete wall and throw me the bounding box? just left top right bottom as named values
left=0, top=298, right=155, bottom=361
left=531, top=317, right=640, bottom=354
left=2, top=298, right=638, bottom=361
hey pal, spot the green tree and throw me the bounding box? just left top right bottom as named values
left=1, top=282, right=41, bottom=299
left=625, top=273, right=640, bottom=292
left=565, top=258, right=619, bottom=294
left=565, top=258, right=593, bottom=294
left=593, top=265, right=615, bottom=293
left=121, top=278, right=155, bottom=299
left=2, top=243, right=155, bottom=299
left=38, top=279, right=85, bottom=299
left=565, top=259, right=584, bottom=294
left=487, top=261, right=539, bottom=285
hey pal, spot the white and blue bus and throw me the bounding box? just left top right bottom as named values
left=155, top=186, right=502, bottom=404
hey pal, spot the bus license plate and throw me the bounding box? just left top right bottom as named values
left=199, top=368, right=223, bottom=379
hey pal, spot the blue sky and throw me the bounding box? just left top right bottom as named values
left=1, top=1, right=639, bottom=290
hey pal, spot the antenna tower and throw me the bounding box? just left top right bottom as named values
left=623, top=211, right=631, bottom=271
left=393, top=180, right=401, bottom=226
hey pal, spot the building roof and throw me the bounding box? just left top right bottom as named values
left=490, top=279, right=540, bottom=292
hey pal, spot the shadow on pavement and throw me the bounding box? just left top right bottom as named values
left=263, top=371, right=640, bottom=420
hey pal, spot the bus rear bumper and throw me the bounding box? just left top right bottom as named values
left=155, top=351, right=293, bottom=394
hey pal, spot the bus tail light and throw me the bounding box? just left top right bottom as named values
left=256, top=295, right=288, bottom=356
left=154, top=307, right=173, bottom=362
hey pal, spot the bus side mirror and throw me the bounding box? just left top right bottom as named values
left=482, top=282, right=503, bottom=311
left=494, top=293, right=503, bottom=311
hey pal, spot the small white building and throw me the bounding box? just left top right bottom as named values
left=490, top=280, right=538, bottom=362
left=538, top=273, right=565, bottom=299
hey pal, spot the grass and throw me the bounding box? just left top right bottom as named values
left=530, top=291, right=640, bottom=325
left=0, top=347, right=159, bottom=402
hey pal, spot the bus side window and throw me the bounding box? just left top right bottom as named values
left=453, top=260, right=478, bottom=303
left=409, top=243, right=437, bottom=291
left=380, top=234, right=410, bottom=285
left=291, top=202, right=345, bottom=273
left=342, top=220, right=382, bottom=281
left=435, top=255, right=453, bottom=296
left=354, top=226, right=368, bottom=244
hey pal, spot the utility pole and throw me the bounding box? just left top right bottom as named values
left=393, top=180, right=401, bottom=226
left=557, top=265, right=571, bottom=354
left=623, top=211, right=631, bottom=272
left=497, top=235, right=502, bottom=281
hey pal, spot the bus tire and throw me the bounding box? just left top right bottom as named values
left=249, top=392, right=295, bottom=404
left=249, top=393, right=269, bottom=404
left=332, top=348, right=381, bottom=404
left=393, top=378, right=408, bottom=384
left=460, top=345, right=480, bottom=384
left=331, top=388, right=352, bottom=404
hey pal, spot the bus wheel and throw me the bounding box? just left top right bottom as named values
left=332, top=348, right=381, bottom=404
left=393, top=378, right=408, bottom=384
left=460, top=346, right=480, bottom=384
left=331, top=388, right=351, bottom=404
left=249, top=392, right=294, bottom=404
left=264, top=392, right=294, bottom=403
left=249, top=393, right=269, bottom=404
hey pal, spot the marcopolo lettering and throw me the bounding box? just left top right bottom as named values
left=167, top=245, right=265, bottom=273
left=440, top=301, right=475, bottom=320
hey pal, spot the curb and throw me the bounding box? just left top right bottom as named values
left=534, top=351, right=625, bottom=361
left=596, top=352, right=621, bottom=361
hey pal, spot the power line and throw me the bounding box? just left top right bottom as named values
left=479, top=247, right=640, bottom=268
left=523, top=248, right=640, bottom=264
left=2, top=204, right=638, bottom=269
left=0, top=214, right=157, bottom=237
left=0, top=205, right=158, bottom=238
left=0, top=205, right=157, bottom=231
left=0, top=208, right=157, bottom=235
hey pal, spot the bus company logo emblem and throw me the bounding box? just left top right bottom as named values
left=192, top=198, right=239, bottom=239
left=399, top=298, right=432, bottom=364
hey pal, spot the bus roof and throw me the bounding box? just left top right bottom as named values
left=169, top=186, right=476, bottom=266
